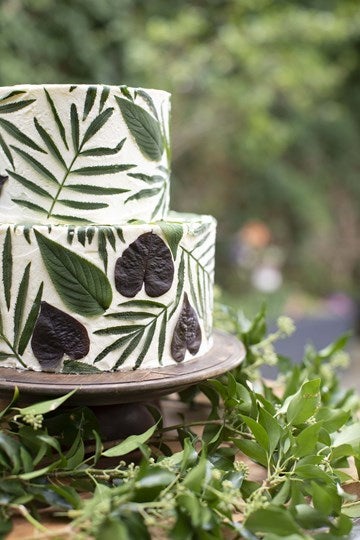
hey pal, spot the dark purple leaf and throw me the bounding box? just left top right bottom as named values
left=31, top=301, right=90, bottom=372
left=171, top=293, right=202, bottom=362
left=115, top=232, right=174, bottom=298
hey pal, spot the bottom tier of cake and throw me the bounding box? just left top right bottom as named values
left=0, top=213, right=216, bottom=372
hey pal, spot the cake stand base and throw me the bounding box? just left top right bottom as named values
left=0, top=330, right=245, bottom=441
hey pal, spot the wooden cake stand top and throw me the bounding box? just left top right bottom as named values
left=0, top=330, right=245, bottom=406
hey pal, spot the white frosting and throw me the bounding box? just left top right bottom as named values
left=0, top=215, right=216, bottom=371
left=0, top=85, right=170, bottom=225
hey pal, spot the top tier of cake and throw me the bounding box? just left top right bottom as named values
left=0, top=84, right=171, bottom=225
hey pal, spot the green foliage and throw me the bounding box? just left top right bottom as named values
left=0, top=306, right=359, bottom=538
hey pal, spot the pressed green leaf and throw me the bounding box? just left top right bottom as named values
left=13, top=262, right=30, bottom=347
left=11, top=198, right=48, bottom=215
left=51, top=214, right=90, bottom=224
left=66, top=184, right=129, bottom=196
left=94, top=325, right=144, bottom=336
left=135, top=320, right=157, bottom=369
left=105, top=228, right=116, bottom=250
left=116, top=227, right=125, bottom=243
left=70, top=103, right=80, bottom=152
left=287, top=379, right=321, bottom=425
left=7, top=170, right=54, bottom=199
left=0, top=99, right=35, bottom=114
left=10, top=145, right=59, bottom=185
left=125, top=187, right=161, bottom=203
left=136, top=89, right=159, bottom=120
left=44, top=89, right=69, bottom=150
left=72, top=164, right=135, bottom=175
left=18, top=282, right=43, bottom=355
left=127, top=172, right=164, bottom=183
left=80, top=138, right=126, bottom=156
left=2, top=227, right=12, bottom=310
left=34, top=231, right=112, bottom=316
left=58, top=199, right=108, bottom=210
left=0, top=118, right=45, bottom=153
left=0, top=90, right=26, bottom=101
left=83, top=86, right=97, bottom=121
left=170, top=251, right=185, bottom=318
left=62, top=361, right=101, bottom=374
left=34, top=118, right=67, bottom=168
left=115, top=96, right=164, bottom=160
left=119, top=300, right=166, bottom=309
left=77, top=227, right=86, bottom=246
left=94, top=333, right=135, bottom=363
left=115, top=330, right=144, bottom=368
left=105, top=311, right=155, bottom=320
left=158, top=309, right=167, bottom=364
left=102, top=423, right=157, bottom=457
left=158, top=222, right=184, bottom=260
left=0, top=133, right=14, bottom=169
left=99, top=86, right=110, bottom=112
left=86, top=226, right=95, bottom=244
left=82, top=107, right=114, bottom=146
left=17, top=389, right=77, bottom=415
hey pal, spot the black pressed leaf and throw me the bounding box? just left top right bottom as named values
left=34, top=118, right=67, bottom=168
left=0, top=134, right=14, bottom=169
left=12, top=199, right=48, bottom=215
left=58, top=199, right=108, bottom=210
left=10, top=146, right=59, bottom=185
left=0, top=174, right=8, bottom=193
left=82, top=108, right=114, bottom=146
left=7, top=170, right=54, bottom=199
left=0, top=100, right=35, bottom=114
left=115, top=232, right=174, bottom=298
left=66, top=185, right=129, bottom=196
left=0, top=118, right=45, bottom=153
left=71, top=164, right=135, bottom=176
left=44, top=89, right=69, bottom=150
left=70, top=104, right=80, bottom=152
left=18, top=282, right=43, bottom=355
left=159, top=222, right=184, bottom=260
left=2, top=227, right=12, bottom=310
left=13, top=262, right=31, bottom=348
left=80, top=138, right=126, bottom=157
left=115, top=96, right=164, bottom=161
left=99, top=86, right=110, bottom=113
left=171, top=293, right=202, bottom=363
left=34, top=230, right=113, bottom=316
left=31, top=301, right=90, bottom=372
left=125, top=187, right=161, bottom=203
left=83, top=86, right=97, bottom=121
left=62, top=360, right=100, bottom=374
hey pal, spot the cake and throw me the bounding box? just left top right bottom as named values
left=0, top=84, right=216, bottom=372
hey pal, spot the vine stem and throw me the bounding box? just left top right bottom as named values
left=47, top=148, right=81, bottom=218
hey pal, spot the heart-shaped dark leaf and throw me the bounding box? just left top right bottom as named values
left=171, top=293, right=202, bottom=362
left=115, top=232, right=174, bottom=298
left=31, top=301, right=90, bottom=372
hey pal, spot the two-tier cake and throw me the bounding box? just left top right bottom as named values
left=0, top=84, right=216, bottom=373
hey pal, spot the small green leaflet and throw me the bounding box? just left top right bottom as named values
left=81, top=107, right=114, bottom=146
left=18, top=282, right=43, bottom=355
left=71, top=164, right=135, bottom=176
left=2, top=227, right=12, bottom=310
left=70, top=103, right=80, bottom=152
left=83, top=86, right=97, bottom=121
left=0, top=100, right=35, bottom=114
left=34, top=118, right=67, bottom=168
left=102, top=423, right=158, bottom=457
left=125, top=187, right=161, bottom=203
left=44, top=89, right=69, bottom=150
left=13, top=263, right=30, bottom=348
left=34, top=231, right=112, bottom=316
left=159, top=222, right=184, bottom=260
left=58, top=199, right=108, bottom=210
left=99, top=86, right=110, bottom=112
left=0, top=90, right=26, bottom=102
left=80, top=138, right=126, bottom=157
left=17, top=389, right=77, bottom=416
left=7, top=170, right=54, bottom=199
left=66, top=185, right=129, bottom=195
left=0, top=133, right=14, bottom=169
left=115, top=96, right=164, bottom=161
left=10, top=145, right=59, bottom=185
left=62, top=361, right=101, bottom=374
left=0, top=118, right=45, bottom=153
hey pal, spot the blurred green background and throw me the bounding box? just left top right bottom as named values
left=1, top=0, right=359, bottom=318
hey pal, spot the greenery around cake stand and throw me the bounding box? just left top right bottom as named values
left=0, top=305, right=359, bottom=539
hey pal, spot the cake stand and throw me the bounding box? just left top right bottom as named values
left=0, top=330, right=245, bottom=440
